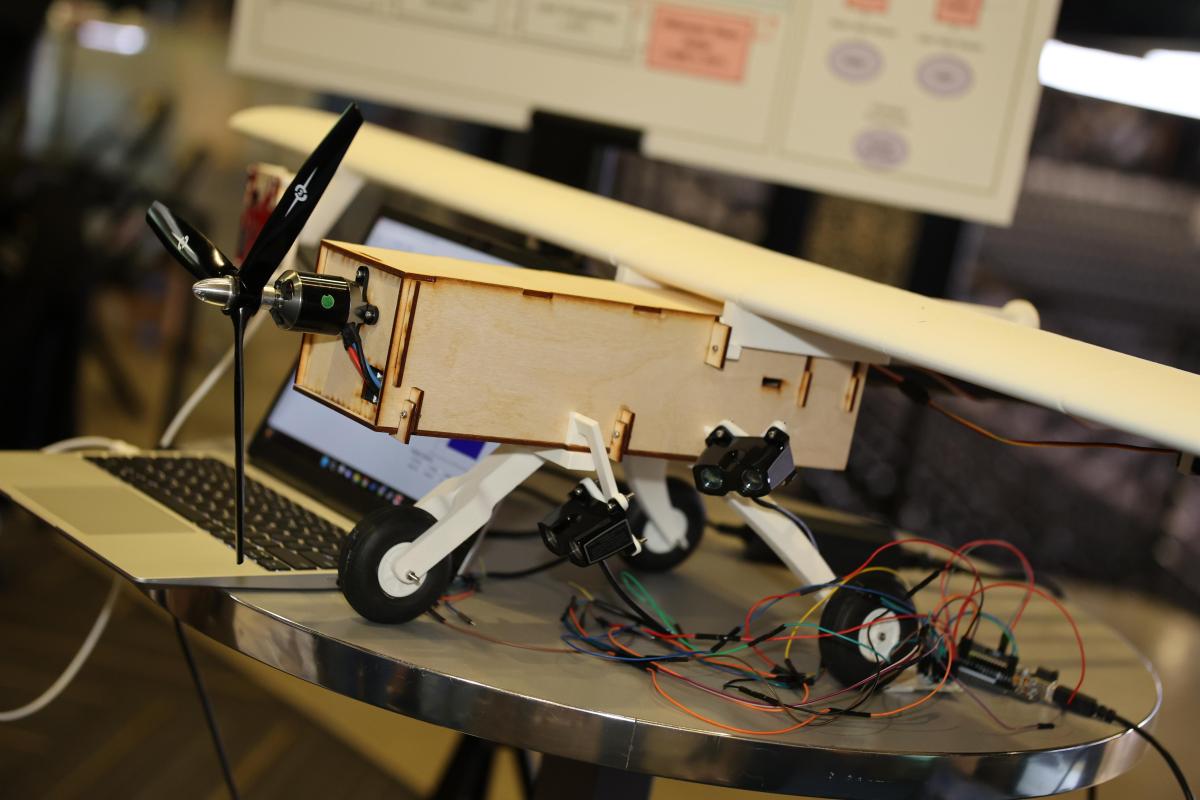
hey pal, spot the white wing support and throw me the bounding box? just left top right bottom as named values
left=230, top=106, right=1200, bottom=456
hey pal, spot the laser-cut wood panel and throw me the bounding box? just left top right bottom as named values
left=295, top=242, right=866, bottom=470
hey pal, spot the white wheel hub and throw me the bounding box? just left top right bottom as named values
left=378, top=542, right=425, bottom=598
left=858, top=607, right=902, bottom=663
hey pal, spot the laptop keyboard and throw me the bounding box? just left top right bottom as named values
left=86, top=456, right=346, bottom=571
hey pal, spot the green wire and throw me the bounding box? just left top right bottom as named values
left=785, top=621, right=888, bottom=661
left=619, top=570, right=687, bottom=640
left=616, top=571, right=903, bottom=665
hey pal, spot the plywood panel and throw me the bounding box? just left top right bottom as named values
left=327, top=241, right=720, bottom=316
left=295, top=243, right=864, bottom=469
left=295, top=249, right=404, bottom=429
left=394, top=276, right=860, bottom=468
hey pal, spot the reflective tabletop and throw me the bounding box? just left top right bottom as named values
left=149, top=520, right=1157, bottom=799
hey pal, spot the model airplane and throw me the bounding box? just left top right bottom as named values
left=147, top=103, right=1200, bottom=685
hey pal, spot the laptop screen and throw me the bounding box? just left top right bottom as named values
left=249, top=210, right=539, bottom=519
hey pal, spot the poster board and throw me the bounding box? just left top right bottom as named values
left=230, top=0, right=1059, bottom=224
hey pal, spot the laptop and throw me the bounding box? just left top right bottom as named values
left=0, top=194, right=581, bottom=588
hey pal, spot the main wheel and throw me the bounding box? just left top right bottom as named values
left=338, top=505, right=452, bottom=624
left=818, top=571, right=919, bottom=687
left=621, top=476, right=706, bottom=571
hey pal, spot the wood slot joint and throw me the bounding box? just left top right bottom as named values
left=705, top=322, right=730, bottom=369
left=608, top=406, right=635, bottom=462
left=398, top=387, right=424, bottom=444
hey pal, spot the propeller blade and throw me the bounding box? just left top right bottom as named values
left=146, top=201, right=234, bottom=282
left=236, top=103, right=363, bottom=301
left=230, top=306, right=248, bottom=564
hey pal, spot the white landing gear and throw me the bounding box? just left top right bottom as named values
left=621, top=456, right=706, bottom=572
left=337, top=413, right=705, bottom=624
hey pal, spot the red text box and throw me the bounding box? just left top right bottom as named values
left=936, top=0, right=983, bottom=26
left=646, top=4, right=755, bottom=82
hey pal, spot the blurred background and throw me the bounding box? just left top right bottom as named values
left=4, top=0, right=1198, bottom=602
left=1, top=1, right=1199, bottom=797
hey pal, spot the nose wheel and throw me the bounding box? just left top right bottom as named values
left=338, top=506, right=453, bottom=624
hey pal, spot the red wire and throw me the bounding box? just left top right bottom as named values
left=932, top=581, right=1086, bottom=701
left=346, top=345, right=364, bottom=378
left=945, top=539, right=1036, bottom=630
left=740, top=538, right=985, bottom=653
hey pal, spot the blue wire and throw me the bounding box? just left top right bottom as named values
left=560, top=634, right=684, bottom=663
left=356, top=340, right=382, bottom=389
left=749, top=582, right=916, bottom=625
left=562, top=619, right=795, bottom=684
left=762, top=499, right=820, bottom=550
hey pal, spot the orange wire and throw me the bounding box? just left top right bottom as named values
left=567, top=605, right=589, bottom=638
left=649, top=670, right=822, bottom=735
left=605, top=628, right=817, bottom=717
left=604, top=628, right=785, bottom=711
left=933, top=581, right=1086, bottom=701
left=916, top=366, right=979, bottom=400
left=869, top=632, right=955, bottom=718
left=873, top=365, right=1176, bottom=455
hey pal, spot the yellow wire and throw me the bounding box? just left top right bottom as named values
left=567, top=580, right=596, bottom=602
left=783, top=566, right=907, bottom=661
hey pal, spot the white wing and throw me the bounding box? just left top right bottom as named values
left=231, top=105, right=1200, bottom=456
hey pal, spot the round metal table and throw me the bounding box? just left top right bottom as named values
left=149, top=530, right=1158, bottom=799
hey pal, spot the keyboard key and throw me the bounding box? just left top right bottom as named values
left=302, top=550, right=339, bottom=569
left=266, top=547, right=319, bottom=570
left=87, top=455, right=346, bottom=574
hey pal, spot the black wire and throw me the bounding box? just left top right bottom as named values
left=173, top=619, right=240, bottom=800
left=598, top=560, right=671, bottom=634
left=486, top=556, right=567, bottom=579
left=1112, top=714, right=1194, bottom=800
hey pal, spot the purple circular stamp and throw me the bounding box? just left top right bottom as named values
left=853, top=129, right=909, bottom=170
left=828, top=41, right=884, bottom=83
left=917, top=54, right=974, bottom=97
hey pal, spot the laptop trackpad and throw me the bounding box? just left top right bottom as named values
left=20, top=487, right=194, bottom=535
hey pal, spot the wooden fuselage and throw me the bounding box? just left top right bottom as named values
left=295, top=241, right=866, bottom=470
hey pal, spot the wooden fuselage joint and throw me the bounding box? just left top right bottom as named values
left=705, top=322, right=731, bottom=369
left=608, top=406, right=635, bottom=462
left=398, top=387, right=424, bottom=444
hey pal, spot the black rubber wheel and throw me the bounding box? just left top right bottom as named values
left=338, top=505, right=452, bottom=624
left=621, top=476, right=706, bottom=572
left=818, top=571, right=919, bottom=688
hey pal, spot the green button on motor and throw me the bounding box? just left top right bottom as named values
left=320, top=294, right=335, bottom=310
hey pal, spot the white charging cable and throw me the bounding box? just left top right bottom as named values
left=0, top=437, right=135, bottom=722
left=158, top=311, right=268, bottom=450
left=0, top=577, right=120, bottom=722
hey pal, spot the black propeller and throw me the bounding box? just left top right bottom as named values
left=146, top=201, right=233, bottom=282
left=147, top=102, right=363, bottom=564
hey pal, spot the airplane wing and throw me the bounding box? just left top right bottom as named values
left=230, top=105, right=1200, bottom=457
